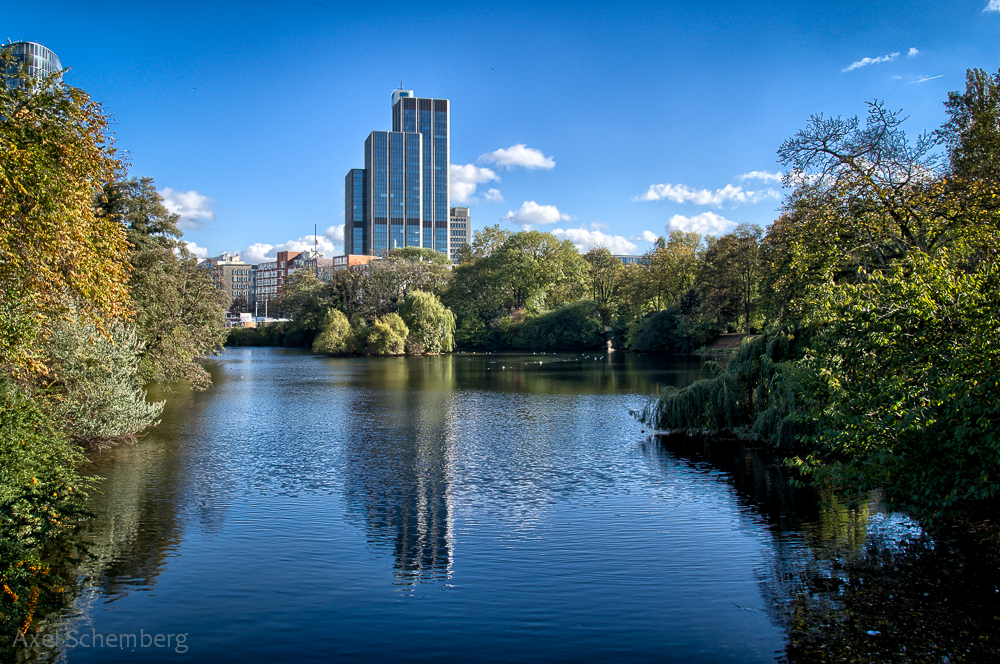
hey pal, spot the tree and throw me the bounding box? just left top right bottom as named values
left=729, top=225, right=763, bottom=332
left=354, top=250, right=453, bottom=323
left=445, top=229, right=587, bottom=327
left=793, top=248, right=1000, bottom=521
left=648, top=83, right=1000, bottom=525
left=698, top=234, right=742, bottom=330
left=389, top=246, right=453, bottom=266
left=398, top=290, right=456, bottom=354
left=0, top=47, right=130, bottom=379
left=95, top=176, right=228, bottom=389
left=937, top=68, right=1000, bottom=183
left=584, top=248, right=623, bottom=315
left=272, top=270, right=335, bottom=345
left=312, top=309, right=354, bottom=355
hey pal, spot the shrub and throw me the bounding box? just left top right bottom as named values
left=521, top=300, right=605, bottom=350
left=43, top=307, right=163, bottom=449
left=626, top=308, right=714, bottom=353
left=312, top=309, right=354, bottom=355
left=366, top=313, right=408, bottom=356
left=0, top=382, right=89, bottom=640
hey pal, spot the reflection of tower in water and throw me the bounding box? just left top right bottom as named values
left=343, top=358, right=457, bottom=584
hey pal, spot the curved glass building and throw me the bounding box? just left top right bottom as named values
left=3, top=41, right=62, bottom=89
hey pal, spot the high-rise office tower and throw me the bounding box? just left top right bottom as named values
left=3, top=41, right=62, bottom=89
left=345, top=89, right=450, bottom=257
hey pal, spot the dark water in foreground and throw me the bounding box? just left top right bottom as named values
left=23, top=349, right=1000, bottom=662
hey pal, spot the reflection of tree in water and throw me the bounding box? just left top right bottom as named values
left=343, top=359, right=455, bottom=585
left=643, top=434, right=1000, bottom=663
left=448, top=351, right=711, bottom=396
left=24, top=373, right=224, bottom=661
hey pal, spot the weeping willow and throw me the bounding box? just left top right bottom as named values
left=635, top=330, right=821, bottom=450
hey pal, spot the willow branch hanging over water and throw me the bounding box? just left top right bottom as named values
left=634, top=331, right=818, bottom=451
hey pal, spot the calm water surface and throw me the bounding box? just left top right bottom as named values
left=38, top=349, right=939, bottom=662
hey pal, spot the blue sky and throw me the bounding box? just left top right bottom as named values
left=8, top=1, right=999, bottom=260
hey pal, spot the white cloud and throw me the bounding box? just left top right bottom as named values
left=907, top=47, right=919, bottom=57
left=501, top=201, right=572, bottom=225
left=450, top=163, right=500, bottom=204
left=843, top=52, right=899, bottom=72
left=551, top=228, right=639, bottom=254
left=668, top=212, right=737, bottom=235
left=324, top=224, right=345, bottom=243
left=238, top=233, right=342, bottom=265
left=632, top=230, right=659, bottom=243
left=159, top=187, right=214, bottom=230
left=479, top=144, right=555, bottom=170
left=985, top=0, right=1000, bottom=12
left=484, top=188, right=504, bottom=202
left=182, top=241, right=208, bottom=259
left=634, top=182, right=779, bottom=206
left=739, top=170, right=783, bottom=184
left=590, top=221, right=609, bottom=230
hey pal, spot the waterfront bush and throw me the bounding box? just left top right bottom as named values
left=520, top=300, right=605, bottom=350
left=0, top=381, right=89, bottom=641
left=43, top=306, right=163, bottom=449
left=312, top=309, right=354, bottom=355
left=398, top=290, right=456, bottom=354
left=790, top=250, right=1000, bottom=520
left=626, top=308, right=714, bottom=353
left=366, top=314, right=408, bottom=356
left=636, top=330, right=818, bottom=450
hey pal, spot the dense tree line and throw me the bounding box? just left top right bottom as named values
left=247, top=218, right=769, bottom=356
left=641, top=68, right=1000, bottom=526
left=0, top=50, right=227, bottom=643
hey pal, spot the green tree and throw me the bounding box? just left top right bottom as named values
left=398, top=290, right=456, bottom=354
left=95, top=176, right=228, bottom=389
left=272, top=271, right=335, bottom=346
left=522, top=300, right=606, bottom=350
left=647, top=82, right=1000, bottom=525
left=312, top=308, right=354, bottom=355
left=791, top=249, right=1000, bottom=521
left=355, top=251, right=453, bottom=323
left=445, top=229, right=587, bottom=328
left=584, top=247, right=623, bottom=316
left=389, top=246, right=453, bottom=266
left=1, top=382, right=89, bottom=641
left=732, top=225, right=763, bottom=333
left=365, top=313, right=408, bottom=356
left=937, top=68, right=1000, bottom=182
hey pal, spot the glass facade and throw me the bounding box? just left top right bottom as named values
left=345, top=169, right=365, bottom=255
left=3, top=42, right=62, bottom=89
left=364, top=130, right=423, bottom=255
left=393, top=95, right=449, bottom=256
left=346, top=90, right=450, bottom=257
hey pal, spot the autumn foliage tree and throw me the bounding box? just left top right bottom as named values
left=0, top=50, right=130, bottom=379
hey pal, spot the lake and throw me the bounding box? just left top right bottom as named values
left=26, top=348, right=996, bottom=662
